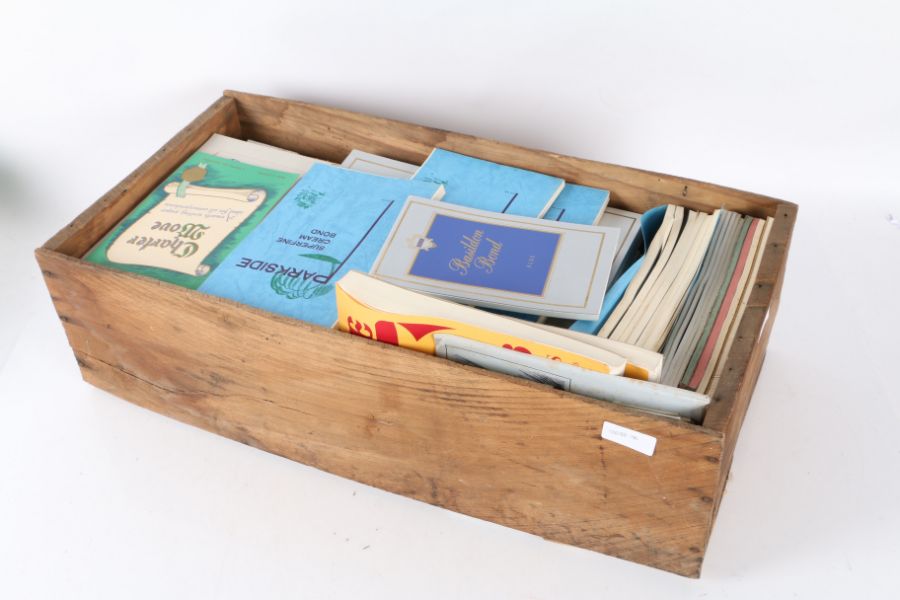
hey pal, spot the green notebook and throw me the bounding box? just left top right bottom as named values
left=84, top=151, right=299, bottom=289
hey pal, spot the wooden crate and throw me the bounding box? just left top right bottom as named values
left=35, top=91, right=796, bottom=577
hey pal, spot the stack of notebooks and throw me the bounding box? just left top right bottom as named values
left=84, top=134, right=771, bottom=423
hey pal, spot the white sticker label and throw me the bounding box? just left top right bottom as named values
left=601, top=422, right=657, bottom=456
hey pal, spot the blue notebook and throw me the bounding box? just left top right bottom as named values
left=199, top=164, right=443, bottom=327
left=413, top=149, right=563, bottom=217
left=543, top=184, right=609, bottom=225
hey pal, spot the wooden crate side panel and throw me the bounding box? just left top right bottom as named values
left=703, top=203, right=797, bottom=435
left=225, top=90, right=781, bottom=217
left=43, top=97, right=242, bottom=258
left=37, top=249, right=723, bottom=577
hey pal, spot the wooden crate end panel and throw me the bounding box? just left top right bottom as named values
left=75, top=349, right=720, bottom=578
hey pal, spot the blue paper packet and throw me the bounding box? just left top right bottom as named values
left=199, top=164, right=443, bottom=327
left=413, top=149, right=563, bottom=217
left=543, top=184, right=609, bottom=225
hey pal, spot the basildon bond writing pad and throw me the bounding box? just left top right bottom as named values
left=370, top=196, right=619, bottom=320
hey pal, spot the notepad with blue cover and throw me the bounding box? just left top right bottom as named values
left=370, top=197, right=619, bottom=320
left=543, top=184, right=609, bottom=225
left=198, top=164, right=443, bottom=327
left=412, top=149, right=564, bottom=217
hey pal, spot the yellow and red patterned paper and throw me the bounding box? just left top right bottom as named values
left=335, top=283, right=615, bottom=374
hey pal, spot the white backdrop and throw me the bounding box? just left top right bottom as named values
left=2, top=1, right=898, bottom=598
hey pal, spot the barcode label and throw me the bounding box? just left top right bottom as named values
left=601, top=421, right=657, bottom=456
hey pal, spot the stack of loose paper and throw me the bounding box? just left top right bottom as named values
left=598, top=205, right=720, bottom=351
left=659, top=211, right=774, bottom=392
left=200, top=133, right=331, bottom=175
